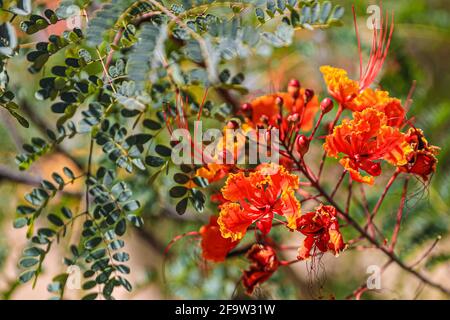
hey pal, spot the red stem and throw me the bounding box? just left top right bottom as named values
left=390, top=178, right=409, bottom=252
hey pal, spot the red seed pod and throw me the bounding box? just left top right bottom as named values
left=295, top=134, right=310, bottom=156
left=320, top=97, right=334, bottom=114
left=304, top=89, right=314, bottom=103
left=288, top=79, right=301, bottom=98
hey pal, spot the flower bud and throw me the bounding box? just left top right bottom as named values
left=288, top=79, right=301, bottom=98
left=241, top=103, right=252, bottom=115
left=226, top=120, right=239, bottom=129
left=320, top=97, right=334, bottom=114
left=287, top=113, right=299, bottom=123
left=259, top=115, right=269, bottom=124
left=304, top=89, right=314, bottom=103
left=295, top=134, right=310, bottom=156
left=275, top=96, right=284, bottom=107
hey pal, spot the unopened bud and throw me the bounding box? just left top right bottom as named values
left=275, top=96, right=284, bottom=107
left=320, top=98, right=334, bottom=114
left=287, top=113, right=299, bottom=122
left=259, top=115, right=269, bottom=124
left=295, top=134, right=310, bottom=156
left=226, top=120, right=239, bottom=129
left=304, top=89, right=314, bottom=103
left=241, top=103, right=252, bottom=115
left=288, top=79, right=301, bottom=98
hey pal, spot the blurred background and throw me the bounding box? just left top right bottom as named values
left=0, top=0, right=449, bottom=299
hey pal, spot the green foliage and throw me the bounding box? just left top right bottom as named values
left=2, top=0, right=348, bottom=299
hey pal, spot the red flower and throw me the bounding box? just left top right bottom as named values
left=324, top=108, right=412, bottom=184
left=399, top=128, right=440, bottom=181
left=242, top=244, right=279, bottom=294
left=217, top=164, right=301, bottom=241
left=199, top=216, right=239, bottom=262
left=296, top=205, right=345, bottom=260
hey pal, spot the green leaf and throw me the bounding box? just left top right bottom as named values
left=174, top=173, right=190, bottom=184
left=113, top=252, right=130, bottom=262
left=14, top=217, right=28, bottom=229
left=115, top=219, right=127, bottom=236
left=127, top=215, right=143, bottom=227
left=123, top=200, right=140, bottom=212
left=155, top=145, right=172, bottom=157
left=47, top=214, right=64, bottom=227
left=170, top=186, right=188, bottom=198
left=82, top=280, right=97, bottom=290
left=145, top=155, right=165, bottom=167
left=176, top=198, right=188, bottom=215
left=19, top=258, right=39, bottom=268
left=82, top=293, right=98, bottom=300
left=63, top=167, right=75, bottom=179
left=143, top=119, right=162, bottom=130
left=85, top=237, right=102, bottom=250
left=19, top=270, right=36, bottom=283
left=128, top=23, right=167, bottom=91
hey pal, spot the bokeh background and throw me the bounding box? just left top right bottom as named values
left=0, top=0, right=449, bottom=299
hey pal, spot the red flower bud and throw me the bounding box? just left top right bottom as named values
left=320, top=97, right=334, bottom=114
left=288, top=79, right=301, bottom=98
left=295, top=134, right=310, bottom=156
left=304, top=89, right=314, bottom=103
left=241, top=103, right=252, bottom=115
left=226, top=120, right=239, bottom=129
left=275, top=96, right=284, bottom=107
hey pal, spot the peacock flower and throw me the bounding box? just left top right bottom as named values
left=242, top=244, right=279, bottom=294
left=320, top=66, right=360, bottom=106
left=195, top=123, right=251, bottom=183
left=243, top=90, right=319, bottom=132
left=199, top=216, right=239, bottom=262
left=320, top=6, right=394, bottom=108
left=346, top=88, right=405, bottom=127
left=398, top=128, right=440, bottom=181
left=217, top=163, right=301, bottom=241
left=323, top=108, right=412, bottom=184
left=296, top=205, right=345, bottom=260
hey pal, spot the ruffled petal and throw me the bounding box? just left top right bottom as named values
left=217, top=202, right=254, bottom=241
left=200, top=216, right=239, bottom=262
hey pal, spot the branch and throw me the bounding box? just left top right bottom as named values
left=281, top=140, right=450, bottom=297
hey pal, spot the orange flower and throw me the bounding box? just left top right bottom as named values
left=321, top=7, right=394, bottom=108
left=324, top=108, right=412, bottom=184
left=245, top=90, right=319, bottom=131
left=199, top=216, right=239, bottom=262
left=399, top=128, right=439, bottom=181
left=196, top=163, right=230, bottom=183
left=242, top=244, right=279, bottom=294
left=217, top=164, right=301, bottom=241
left=296, top=205, right=345, bottom=260
left=320, top=66, right=360, bottom=106
left=346, top=88, right=405, bottom=127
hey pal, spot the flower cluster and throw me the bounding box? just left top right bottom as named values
left=168, top=7, right=440, bottom=296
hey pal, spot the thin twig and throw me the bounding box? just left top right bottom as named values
left=390, top=178, right=409, bottom=251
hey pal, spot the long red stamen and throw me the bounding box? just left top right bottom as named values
left=352, top=5, right=363, bottom=79
left=359, top=3, right=394, bottom=91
